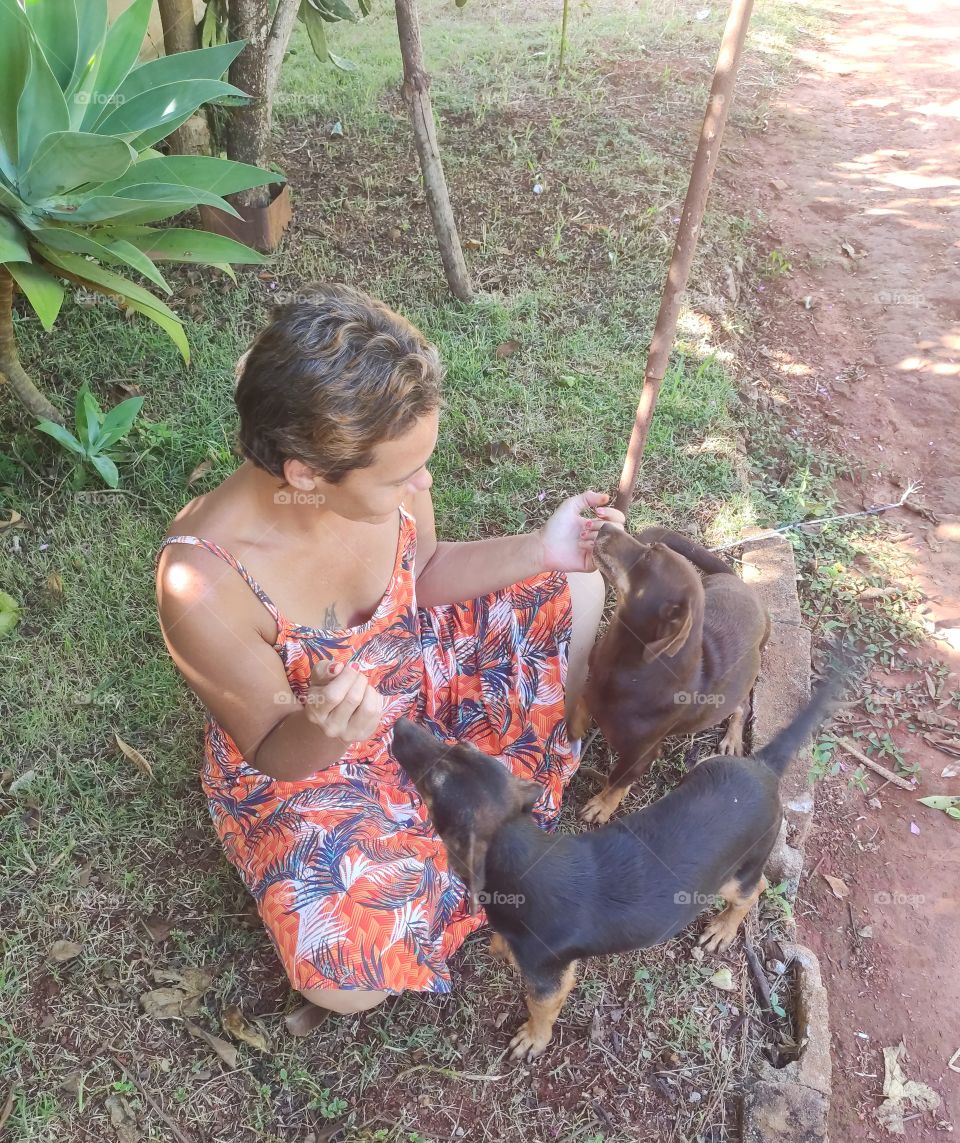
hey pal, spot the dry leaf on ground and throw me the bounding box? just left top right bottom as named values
left=140, top=967, right=213, bottom=1020
left=222, top=1005, right=271, bottom=1053
left=104, top=1094, right=141, bottom=1143
left=114, top=734, right=154, bottom=780
left=822, top=873, right=850, bottom=899
left=184, top=1021, right=239, bottom=1069
left=48, top=940, right=83, bottom=963
left=876, top=1042, right=941, bottom=1134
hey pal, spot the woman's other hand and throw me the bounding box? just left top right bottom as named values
left=537, top=490, right=627, bottom=573
left=304, top=661, right=385, bottom=746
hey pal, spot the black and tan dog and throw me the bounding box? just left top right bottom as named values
left=391, top=677, right=838, bottom=1061
left=570, top=523, right=770, bottom=824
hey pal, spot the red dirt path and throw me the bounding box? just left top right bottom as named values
left=738, top=0, right=960, bottom=1136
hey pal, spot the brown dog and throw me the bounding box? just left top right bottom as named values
left=571, top=524, right=770, bottom=824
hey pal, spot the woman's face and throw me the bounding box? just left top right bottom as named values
left=317, top=410, right=439, bottom=524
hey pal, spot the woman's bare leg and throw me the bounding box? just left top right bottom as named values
left=286, top=987, right=389, bottom=1035
left=564, top=570, right=605, bottom=729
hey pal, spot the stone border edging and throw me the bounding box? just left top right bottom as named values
left=738, top=534, right=832, bottom=1143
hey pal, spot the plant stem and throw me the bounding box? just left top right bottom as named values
left=0, top=269, right=63, bottom=425
left=559, top=0, right=570, bottom=71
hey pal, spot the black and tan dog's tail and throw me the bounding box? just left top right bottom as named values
left=755, top=665, right=848, bottom=779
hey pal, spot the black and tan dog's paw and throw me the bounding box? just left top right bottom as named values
left=508, top=1020, right=552, bottom=1061
left=698, top=908, right=742, bottom=954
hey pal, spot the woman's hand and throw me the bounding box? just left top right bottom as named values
left=303, top=661, right=384, bottom=746
left=537, top=490, right=627, bottom=573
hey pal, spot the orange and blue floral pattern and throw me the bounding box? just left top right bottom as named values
left=157, top=506, right=579, bottom=993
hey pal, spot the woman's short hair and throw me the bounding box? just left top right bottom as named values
left=235, top=283, right=443, bottom=483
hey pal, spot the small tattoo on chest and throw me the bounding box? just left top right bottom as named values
left=323, top=604, right=340, bottom=629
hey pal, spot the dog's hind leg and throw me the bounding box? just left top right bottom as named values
left=718, top=702, right=746, bottom=756
left=699, top=874, right=768, bottom=954
left=508, top=960, right=579, bottom=1061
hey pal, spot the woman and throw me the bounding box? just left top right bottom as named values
left=155, top=284, right=621, bottom=1031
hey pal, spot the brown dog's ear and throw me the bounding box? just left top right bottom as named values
left=642, top=600, right=694, bottom=663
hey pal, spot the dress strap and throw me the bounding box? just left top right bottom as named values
left=156, top=535, right=283, bottom=629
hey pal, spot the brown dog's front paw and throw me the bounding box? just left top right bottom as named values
left=698, top=910, right=741, bottom=954
left=579, top=788, right=623, bottom=825
left=508, top=1021, right=551, bottom=1061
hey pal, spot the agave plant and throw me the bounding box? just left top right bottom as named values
left=0, top=0, right=281, bottom=424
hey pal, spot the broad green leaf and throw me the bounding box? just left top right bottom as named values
left=0, top=215, right=29, bottom=263
left=82, top=0, right=152, bottom=128
left=0, top=590, right=20, bottom=638
left=307, top=0, right=358, bottom=23
left=301, top=3, right=329, bottom=62
left=95, top=394, right=144, bottom=449
left=35, top=244, right=180, bottom=319
left=112, top=42, right=246, bottom=105
left=75, top=383, right=102, bottom=448
left=0, top=180, right=25, bottom=216
left=101, top=238, right=170, bottom=292
left=31, top=225, right=169, bottom=292
left=89, top=451, right=119, bottom=488
left=6, top=259, right=65, bottom=329
left=23, top=0, right=80, bottom=90
left=19, top=131, right=135, bottom=202
left=94, top=79, right=250, bottom=140
left=64, top=0, right=109, bottom=125
left=328, top=50, right=358, bottom=72
left=90, top=155, right=279, bottom=200
left=0, top=0, right=31, bottom=180
left=122, top=294, right=189, bottom=362
left=128, top=227, right=268, bottom=266
left=16, top=37, right=71, bottom=170
left=35, top=418, right=85, bottom=456
left=918, top=795, right=960, bottom=812
left=42, top=183, right=240, bottom=226
left=358, top=0, right=371, bottom=16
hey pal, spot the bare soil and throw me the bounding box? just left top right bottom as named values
left=738, top=0, right=960, bottom=1135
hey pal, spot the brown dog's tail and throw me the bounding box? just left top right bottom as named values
left=754, top=664, right=848, bottom=779
left=635, top=526, right=734, bottom=577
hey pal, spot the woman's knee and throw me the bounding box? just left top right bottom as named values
left=300, top=986, right=390, bottom=1015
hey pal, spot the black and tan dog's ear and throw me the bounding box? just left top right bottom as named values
left=462, top=829, right=489, bottom=915
left=642, top=600, right=693, bottom=663
left=391, top=718, right=446, bottom=780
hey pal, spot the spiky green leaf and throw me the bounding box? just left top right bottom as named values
left=19, top=131, right=136, bottom=202
left=6, top=258, right=65, bottom=329
left=81, top=0, right=151, bottom=127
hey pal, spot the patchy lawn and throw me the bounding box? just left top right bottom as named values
left=0, top=0, right=840, bottom=1139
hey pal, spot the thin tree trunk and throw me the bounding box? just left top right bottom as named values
left=395, top=0, right=473, bottom=303
left=226, top=0, right=272, bottom=209
left=0, top=270, right=64, bottom=424
left=614, top=0, right=755, bottom=515
left=157, top=0, right=210, bottom=156
left=224, top=0, right=300, bottom=211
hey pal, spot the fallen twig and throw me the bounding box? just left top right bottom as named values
left=743, top=943, right=773, bottom=1013
left=835, top=736, right=915, bottom=791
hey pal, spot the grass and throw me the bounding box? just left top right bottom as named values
left=0, top=0, right=842, bottom=1139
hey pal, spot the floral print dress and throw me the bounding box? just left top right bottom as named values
left=157, top=505, right=580, bottom=993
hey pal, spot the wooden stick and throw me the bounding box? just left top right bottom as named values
left=836, top=736, right=915, bottom=791
left=395, top=0, right=473, bottom=303
left=108, top=1052, right=193, bottom=1143
left=614, top=0, right=755, bottom=515
left=743, top=942, right=772, bottom=1013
